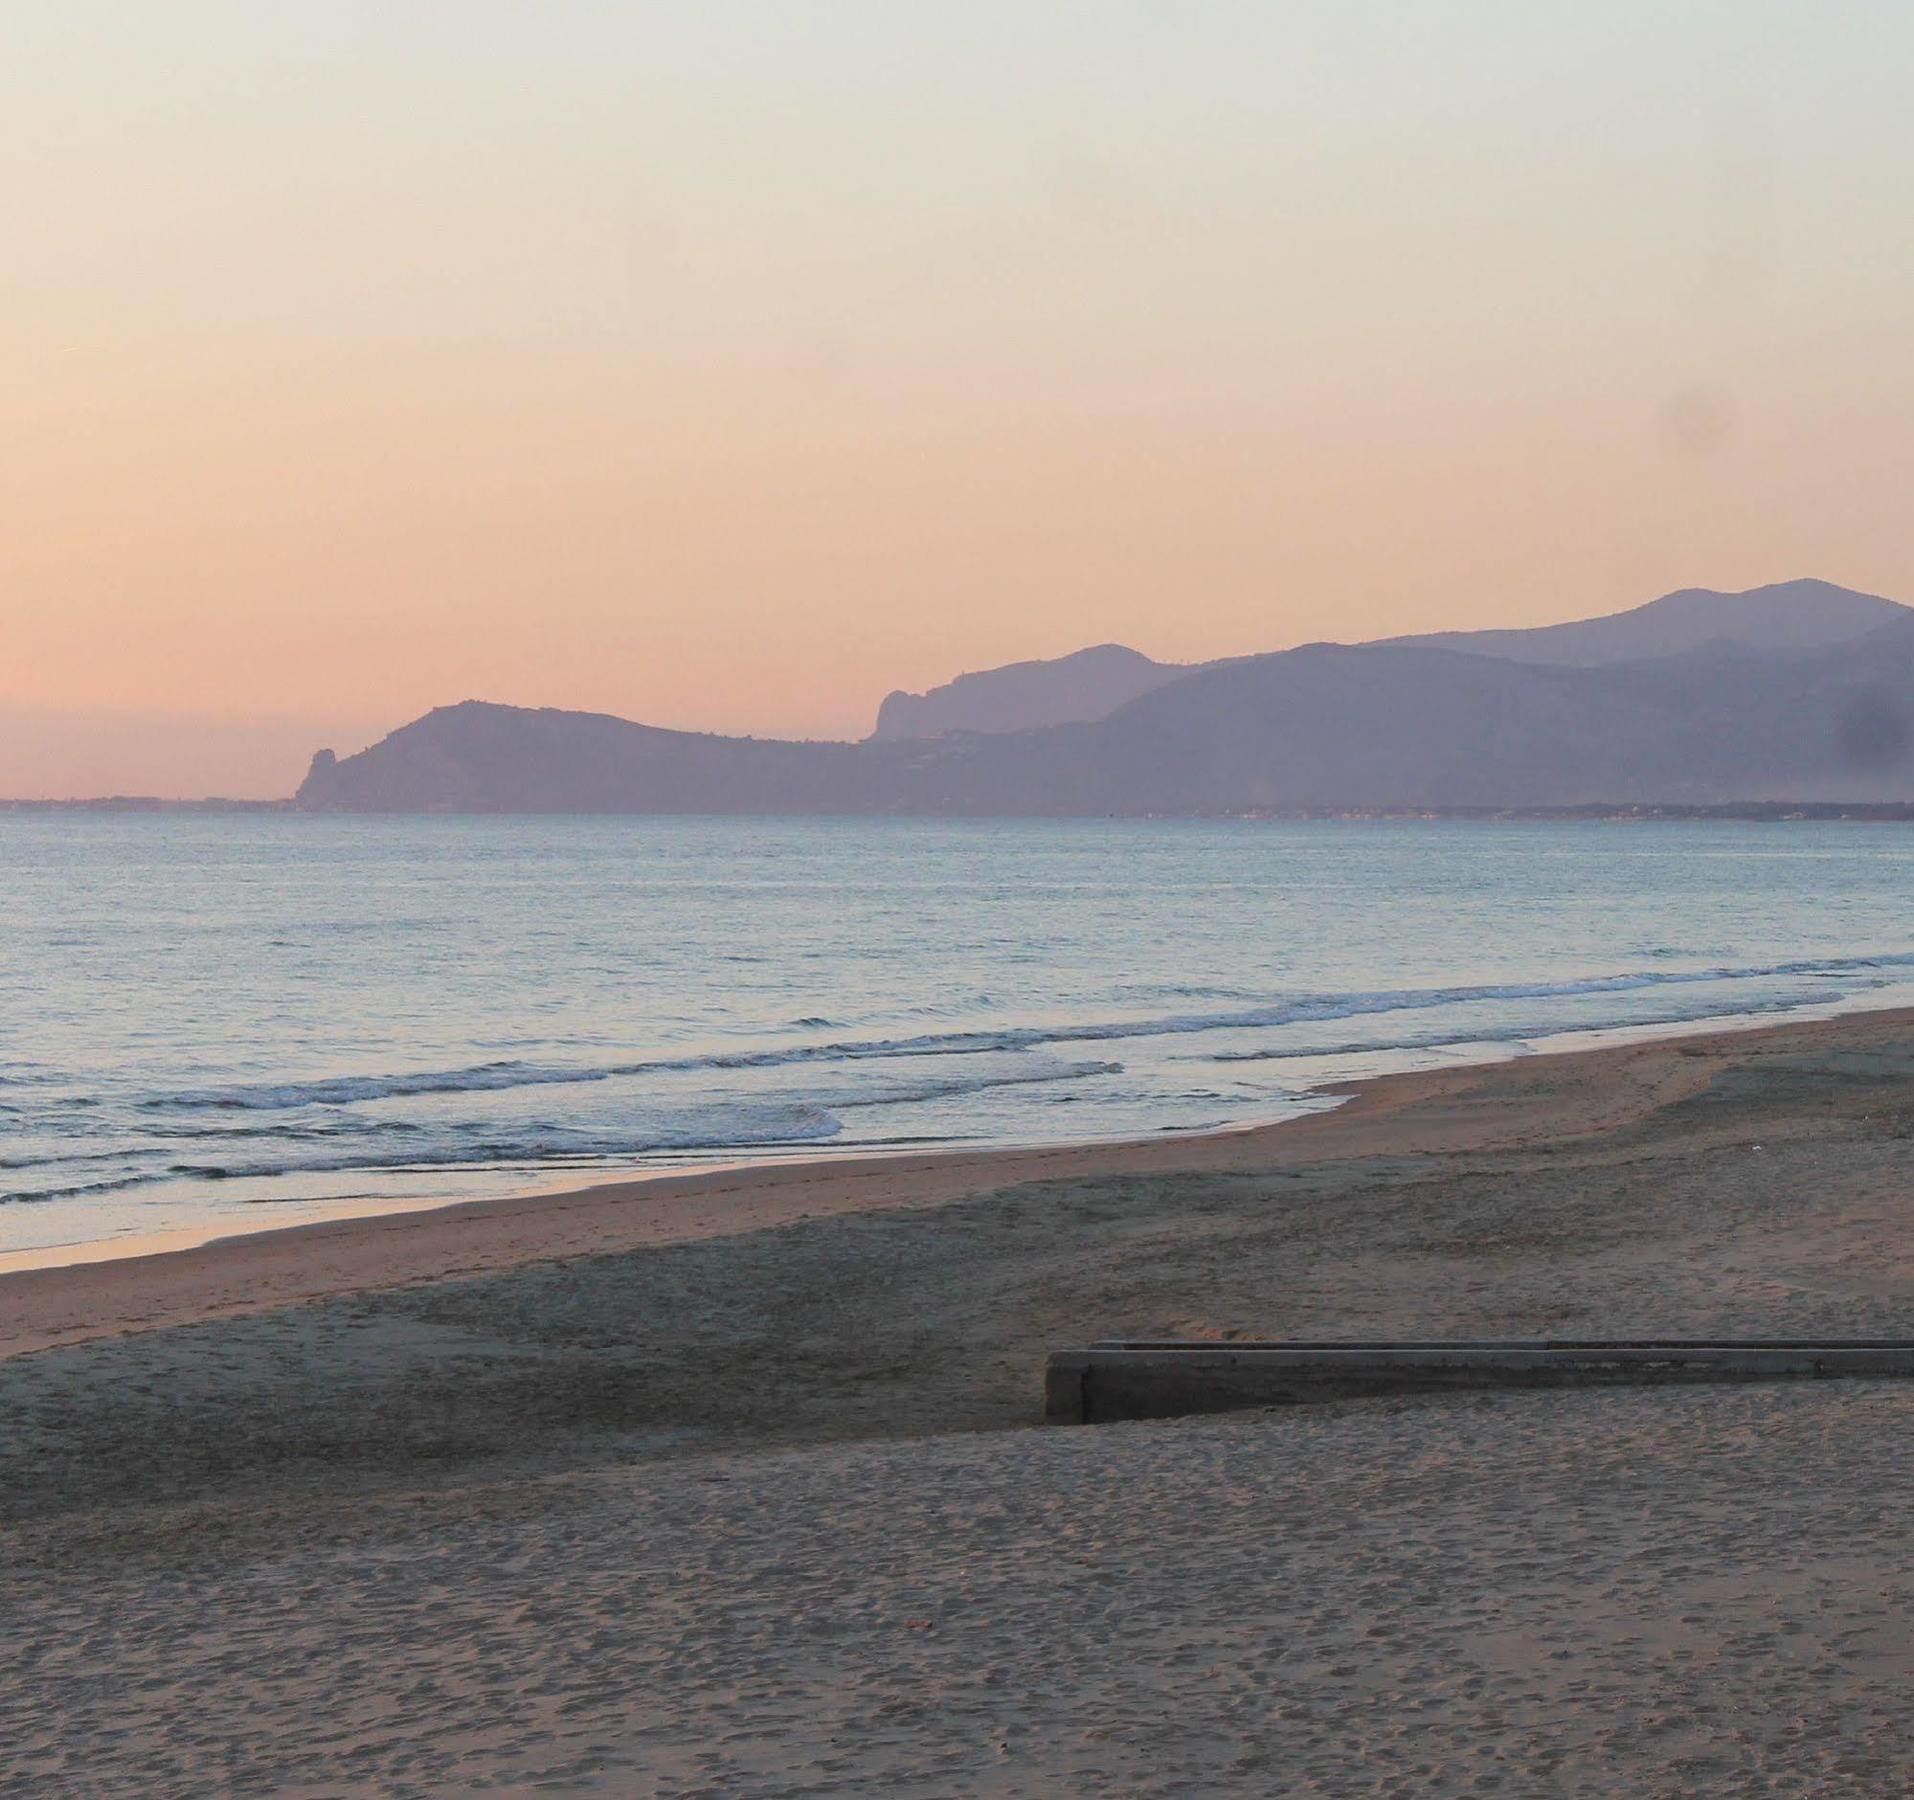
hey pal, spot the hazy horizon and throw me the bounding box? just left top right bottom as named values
left=11, top=3, right=1914, bottom=796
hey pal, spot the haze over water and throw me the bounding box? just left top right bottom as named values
left=6, top=813, right=1914, bottom=1263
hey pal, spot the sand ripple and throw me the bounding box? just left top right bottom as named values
left=6, top=1383, right=1914, bottom=1796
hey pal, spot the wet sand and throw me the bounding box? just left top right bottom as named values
left=8, top=1008, right=1914, bottom=1794
left=0, top=1012, right=1726, bottom=1357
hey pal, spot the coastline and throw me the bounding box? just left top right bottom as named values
left=3, top=977, right=1891, bottom=1291
left=16, top=811, right=1914, bottom=1288
left=14, top=996, right=1914, bottom=1791
left=8, top=1000, right=1909, bottom=1358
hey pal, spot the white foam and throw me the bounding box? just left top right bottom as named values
left=137, top=950, right=1914, bottom=1112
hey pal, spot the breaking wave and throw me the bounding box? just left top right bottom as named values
left=8, top=1060, right=1122, bottom=1204
left=139, top=951, right=1914, bottom=1113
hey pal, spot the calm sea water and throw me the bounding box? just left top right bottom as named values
left=5, top=814, right=1914, bottom=1263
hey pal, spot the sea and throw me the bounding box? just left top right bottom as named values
left=6, top=812, right=1914, bottom=1266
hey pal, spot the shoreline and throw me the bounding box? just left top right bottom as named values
left=0, top=982, right=1879, bottom=1283
left=8, top=1000, right=1911, bottom=1359
left=15, top=800, right=1914, bottom=820
left=1, top=981, right=1880, bottom=1283
left=14, top=996, right=1914, bottom=1790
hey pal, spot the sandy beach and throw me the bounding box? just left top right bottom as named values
left=9, top=1008, right=1914, bottom=1794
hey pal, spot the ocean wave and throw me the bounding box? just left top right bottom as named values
left=824, top=1059, right=1121, bottom=1110
left=1208, top=987, right=1831, bottom=1064
left=6, top=1118, right=423, bottom=1165
left=132, top=950, right=1914, bottom=1113
left=0, top=1147, right=153, bottom=1172
left=154, top=1061, right=606, bottom=1110
left=1, top=1173, right=156, bottom=1206
left=162, top=1102, right=846, bottom=1187
left=18, top=1059, right=1136, bottom=1204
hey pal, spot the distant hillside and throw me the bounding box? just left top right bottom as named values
left=296, top=705, right=893, bottom=815
left=298, top=610, right=1914, bottom=815
left=868, top=580, right=1909, bottom=740
left=1377, top=578, right=1907, bottom=665
left=1001, top=622, right=1914, bottom=813
left=871, top=643, right=1187, bottom=740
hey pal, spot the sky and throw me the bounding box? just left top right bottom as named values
left=7, top=1, right=1914, bottom=796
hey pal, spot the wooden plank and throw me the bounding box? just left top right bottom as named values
left=1044, top=1339, right=1914, bottom=1425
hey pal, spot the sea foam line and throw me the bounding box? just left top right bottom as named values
left=138, top=951, right=1914, bottom=1113
left=12, top=1060, right=1124, bottom=1202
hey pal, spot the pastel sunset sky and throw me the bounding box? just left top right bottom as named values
left=8, top=1, right=1914, bottom=795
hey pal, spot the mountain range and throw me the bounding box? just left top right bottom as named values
left=870, top=643, right=1187, bottom=740
left=868, top=579, right=1904, bottom=740
left=295, top=579, right=1914, bottom=814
